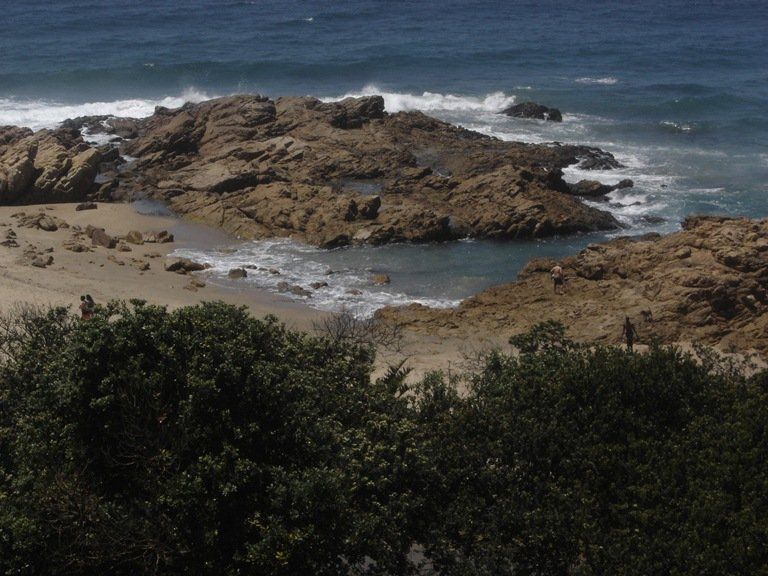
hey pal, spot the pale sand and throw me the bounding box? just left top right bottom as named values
left=0, top=202, right=481, bottom=380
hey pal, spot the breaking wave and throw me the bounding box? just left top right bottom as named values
left=0, top=87, right=214, bottom=131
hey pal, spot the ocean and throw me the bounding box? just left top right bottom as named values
left=2, top=0, right=767, bottom=315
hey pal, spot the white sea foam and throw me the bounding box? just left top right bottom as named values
left=171, top=238, right=460, bottom=318
left=322, top=84, right=516, bottom=113
left=0, top=87, right=214, bottom=131
left=575, top=77, right=619, bottom=85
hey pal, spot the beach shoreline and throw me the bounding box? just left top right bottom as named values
left=0, top=202, right=324, bottom=332
left=0, top=201, right=500, bottom=380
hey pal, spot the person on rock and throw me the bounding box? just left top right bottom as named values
left=622, top=316, right=638, bottom=352
left=550, top=264, right=565, bottom=295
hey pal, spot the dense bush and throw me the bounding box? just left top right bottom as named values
left=416, top=332, right=768, bottom=575
left=0, top=301, right=421, bottom=575
left=1, top=306, right=766, bottom=575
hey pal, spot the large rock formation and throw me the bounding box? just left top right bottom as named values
left=0, top=126, right=102, bottom=204
left=375, top=216, right=768, bottom=352
left=107, top=94, right=621, bottom=247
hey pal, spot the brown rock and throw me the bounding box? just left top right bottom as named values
left=227, top=267, right=247, bottom=279
left=125, top=230, right=144, bottom=245
left=111, top=94, right=620, bottom=247
left=31, top=255, right=54, bottom=268
left=165, top=258, right=206, bottom=273
left=371, top=273, right=391, bottom=285
left=91, top=228, right=117, bottom=249
left=376, top=216, right=768, bottom=353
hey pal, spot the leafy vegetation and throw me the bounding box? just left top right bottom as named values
left=1, top=306, right=766, bottom=575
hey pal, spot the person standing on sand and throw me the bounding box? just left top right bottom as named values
left=551, top=264, right=565, bottom=295
left=79, top=295, right=95, bottom=320
left=622, top=316, right=638, bottom=352
left=79, top=295, right=92, bottom=320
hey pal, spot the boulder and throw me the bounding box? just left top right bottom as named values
left=75, top=202, right=98, bottom=211
left=143, top=230, right=174, bottom=243
left=90, top=228, right=117, bottom=249
left=227, top=267, right=247, bottom=279
left=31, top=255, right=54, bottom=268
left=164, top=258, right=206, bottom=274
left=125, top=230, right=144, bottom=245
left=371, top=273, right=391, bottom=285
left=290, top=285, right=312, bottom=297
left=500, top=101, right=563, bottom=122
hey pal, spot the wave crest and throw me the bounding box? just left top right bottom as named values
left=0, top=87, right=214, bottom=131
left=322, top=84, right=515, bottom=113
left=575, top=77, right=618, bottom=85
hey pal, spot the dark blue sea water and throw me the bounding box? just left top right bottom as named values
left=2, top=0, right=767, bottom=314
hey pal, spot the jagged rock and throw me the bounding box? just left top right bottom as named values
left=116, top=242, right=132, bottom=252
left=164, top=258, right=206, bottom=274
left=0, top=127, right=101, bottom=203
left=90, top=228, right=116, bottom=249
left=143, top=230, right=174, bottom=243
left=63, top=240, right=90, bottom=252
left=125, top=230, right=144, bottom=245
left=290, top=285, right=312, bottom=297
left=500, top=101, right=563, bottom=122
left=110, top=95, right=621, bottom=246
left=15, top=212, right=65, bottom=231
left=376, top=216, right=768, bottom=353
left=227, top=267, right=247, bottom=279
left=567, top=178, right=635, bottom=198
left=31, top=255, right=53, bottom=268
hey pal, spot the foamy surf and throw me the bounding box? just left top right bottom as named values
left=323, top=85, right=516, bottom=114
left=0, top=88, right=214, bottom=131
left=575, top=77, right=619, bottom=85
left=171, top=238, right=461, bottom=318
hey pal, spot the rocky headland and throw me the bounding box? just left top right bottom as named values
left=376, top=216, right=768, bottom=352
left=56, top=94, right=625, bottom=247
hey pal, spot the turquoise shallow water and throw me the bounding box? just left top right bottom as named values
left=3, top=0, right=767, bottom=313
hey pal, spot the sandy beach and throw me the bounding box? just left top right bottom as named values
left=0, top=202, right=505, bottom=379
left=0, top=202, right=325, bottom=328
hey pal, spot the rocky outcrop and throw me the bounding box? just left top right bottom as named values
left=0, top=126, right=101, bottom=204
left=109, top=95, right=621, bottom=247
left=375, top=217, right=768, bottom=352
left=500, top=101, right=563, bottom=122
left=567, top=178, right=634, bottom=198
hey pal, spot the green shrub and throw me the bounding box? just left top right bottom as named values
left=0, top=301, right=421, bottom=575
left=1, top=310, right=766, bottom=575
left=416, top=328, right=768, bottom=575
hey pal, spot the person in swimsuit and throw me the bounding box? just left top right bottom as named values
left=551, top=264, right=565, bottom=295
left=622, top=316, right=638, bottom=351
